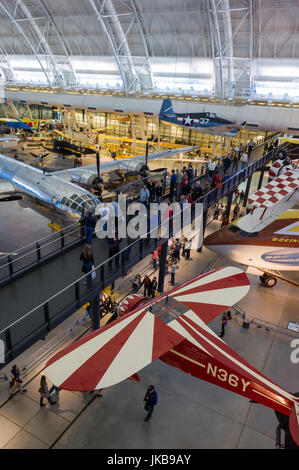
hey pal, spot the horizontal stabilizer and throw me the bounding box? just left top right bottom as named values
left=44, top=267, right=249, bottom=391
left=45, top=309, right=185, bottom=391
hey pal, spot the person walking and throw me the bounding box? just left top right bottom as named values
left=247, top=139, right=256, bottom=157
left=221, top=212, right=230, bottom=228
left=80, top=244, right=94, bottom=286
left=187, top=163, right=194, bottom=185
left=9, top=365, right=27, bottom=396
left=175, top=169, right=182, bottom=201
left=223, top=155, right=231, bottom=173
left=155, top=182, right=163, bottom=204
left=82, top=209, right=97, bottom=244
left=207, top=159, right=216, bottom=179
left=184, top=239, right=192, bottom=259
left=152, top=249, right=158, bottom=269
left=232, top=152, right=239, bottom=171
left=151, top=277, right=158, bottom=298
left=170, top=261, right=177, bottom=285
left=219, top=311, right=232, bottom=338
left=174, top=238, right=182, bottom=261
left=140, top=184, right=150, bottom=206
left=240, top=152, right=248, bottom=169
left=169, top=170, right=176, bottom=200
left=232, top=203, right=240, bottom=220
left=132, top=274, right=141, bottom=293
left=143, top=275, right=152, bottom=297
left=213, top=202, right=221, bottom=220
left=39, top=376, right=56, bottom=406
left=143, top=385, right=158, bottom=422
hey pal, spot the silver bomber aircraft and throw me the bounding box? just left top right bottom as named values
left=0, top=147, right=197, bottom=226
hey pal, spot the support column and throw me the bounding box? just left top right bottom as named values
left=197, top=211, right=208, bottom=253
left=158, top=240, right=168, bottom=293
left=257, top=170, right=265, bottom=190
left=91, top=293, right=100, bottom=331
left=243, top=174, right=253, bottom=207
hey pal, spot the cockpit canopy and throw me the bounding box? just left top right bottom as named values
left=60, top=193, right=100, bottom=212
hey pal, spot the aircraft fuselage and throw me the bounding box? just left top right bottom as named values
left=0, top=154, right=99, bottom=225
left=204, top=213, right=299, bottom=271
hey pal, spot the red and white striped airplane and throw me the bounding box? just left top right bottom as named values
left=44, top=266, right=299, bottom=446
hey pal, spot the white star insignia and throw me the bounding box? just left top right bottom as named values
left=184, top=115, right=193, bottom=126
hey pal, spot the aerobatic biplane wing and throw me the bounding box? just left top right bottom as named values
left=44, top=266, right=299, bottom=445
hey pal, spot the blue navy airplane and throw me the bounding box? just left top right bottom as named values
left=159, top=99, right=239, bottom=136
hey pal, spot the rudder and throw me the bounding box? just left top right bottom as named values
left=159, top=99, right=174, bottom=115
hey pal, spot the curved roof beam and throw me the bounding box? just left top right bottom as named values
left=207, top=0, right=224, bottom=98
left=221, top=0, right=234, bottom=97
left=0, top=2, right=52, bottom=87
left=89, top=0, right=139, bottom=94
left=13, top=0, right=66, bottom=87
left=128, top=0, right=154, bottom=89
left=37, top=0, right=78, bottom=85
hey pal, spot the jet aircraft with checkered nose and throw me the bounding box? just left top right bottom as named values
left=204, top=158, right=299, bottom=287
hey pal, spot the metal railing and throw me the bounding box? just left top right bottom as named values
left=0, top=138, right=280, bottom=287
left=251, top=317, right=299, bottom=338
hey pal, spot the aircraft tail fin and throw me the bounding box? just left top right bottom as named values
left=160, top=98, right=175, bottom=116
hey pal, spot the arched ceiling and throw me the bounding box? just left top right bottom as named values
left=0, top=0, right=299, bottom=102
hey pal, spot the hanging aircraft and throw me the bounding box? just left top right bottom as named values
left=204, top=158, right=299, bottom=287
left=159, top=99, right=239, bottom=136
left=0, top=145, right=198, bottom=226
left=44, top=266, right=299, bottom=446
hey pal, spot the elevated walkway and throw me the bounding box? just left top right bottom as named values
left=0, top=140, right=286, bottom=363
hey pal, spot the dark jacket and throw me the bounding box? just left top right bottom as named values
left=80, top=253, right=94, bottom=264
left=144, top=389, right=158, bottom=406
left=83, top=214, right=96, bottom=228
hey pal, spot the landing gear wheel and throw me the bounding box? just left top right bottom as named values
left=260, top=274, right=277, bottom=288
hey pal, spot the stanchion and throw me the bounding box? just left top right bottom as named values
left=158, top=240, right=168, bottom=293
left=91, top=293, right=100, bottom=331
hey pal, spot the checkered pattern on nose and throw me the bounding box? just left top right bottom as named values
left=248, top=171, right=298, bottom=208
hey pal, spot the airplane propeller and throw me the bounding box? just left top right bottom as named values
left=93, top=150, right=104, bottom=191
left=29, top=152, right=49, bottom=167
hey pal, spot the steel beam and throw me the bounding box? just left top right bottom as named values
left=0, top=2, right=52, bottom=87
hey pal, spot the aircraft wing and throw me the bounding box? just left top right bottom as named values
left=0, top=118, right=33, bottom=131
left=54, top=146, right=199, bottom=182
left=44, top=266, right=249, bottom=391
left=237, top=167, right=299, bottom=233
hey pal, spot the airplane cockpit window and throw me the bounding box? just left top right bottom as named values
left=70, top=201, right=79, bottom=210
